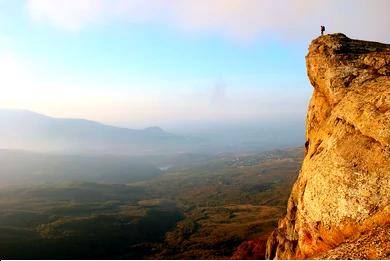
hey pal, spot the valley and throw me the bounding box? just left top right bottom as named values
left=0, top=147, right=303, bottom=259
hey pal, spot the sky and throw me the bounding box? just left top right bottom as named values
left=0, top=0, right=389, bottom=132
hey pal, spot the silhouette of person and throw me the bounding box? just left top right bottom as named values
left=321, top=25, right=325, bottom=36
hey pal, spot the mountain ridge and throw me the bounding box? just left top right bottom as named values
left=0, top=108, right=171, bottom=133
left=0, top=108, right=186, bottom=155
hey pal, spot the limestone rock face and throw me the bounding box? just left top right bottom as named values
left=266, top=34, right=390, bottom=259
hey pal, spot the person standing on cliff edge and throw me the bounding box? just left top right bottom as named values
left=321, top=25, right=325, bottom=35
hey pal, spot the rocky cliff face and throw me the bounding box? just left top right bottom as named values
left=266, top=34, right=390, bottom=259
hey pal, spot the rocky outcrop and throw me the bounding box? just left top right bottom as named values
left=266, top=34, right=390, bottom=259
left=315, top=223, right=390, bottom=260
left=231, top=237, right=268, bottom=260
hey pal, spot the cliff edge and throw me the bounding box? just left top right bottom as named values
left=266, top=34, right=390, bottom=259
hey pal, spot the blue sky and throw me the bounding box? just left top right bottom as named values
left=0, top=0, right=388, bottom=131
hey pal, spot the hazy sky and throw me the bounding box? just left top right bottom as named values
left=0, top=0, right=389, bottom=131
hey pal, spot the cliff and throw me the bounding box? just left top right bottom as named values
left=266, top=34, right=390, bottom=259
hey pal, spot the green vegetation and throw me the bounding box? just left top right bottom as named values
left=143, top=148, right=303, bottom=259
left=157, top=205, right=283, bottom=259
left=0, top=183, right=181, bottom=259
left=0, top=147, right=303, bottom=259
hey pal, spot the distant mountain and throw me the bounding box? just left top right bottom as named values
left=0, top=109, right=190, bottom=155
